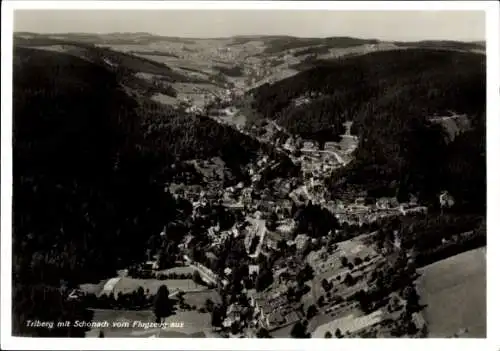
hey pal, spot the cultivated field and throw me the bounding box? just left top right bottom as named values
left=312, top=310, right=383, bottom=338
left=270, top=323, right=295, bottom=338
left=306, top=233, right=379, bottom=280
left=417, top=247, right=486, bottom=338
left=181, top=289, right=223, bottom=309
left=301, top=233, right=382, bottom=333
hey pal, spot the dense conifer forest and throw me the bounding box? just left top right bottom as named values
left=12, top=47, right=261, bottom=336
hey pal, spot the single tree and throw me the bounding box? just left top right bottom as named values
left=211, top=305, right=223, bottom=329
left=230, top=321, right=240, bottom=335
left=177, top=290, right=185, bottom=304
left=256, top=268, right=273, bottom=292
left=192, top=270, right=204, bottom=285
left=256, top=327, right=272, bottom=338
left=343, top=273, right=355, bottom=287
left=324, top=331, right=332, bottom=338
left=321, top=278, right=331, bottom=292
left=136, top=286, right=145, bottom=307
left=297, top=264, right=314, bottom=285
left=153, top=285, right=171, bottom=322
left=306, top=305, right=318, bottom=319
left=335, top=328, right=343, bottom=338
left=267, top=212, right=278, bottom=231
left=205, top=298, right=214, bottom=312
left=290, top=321, right=309, bottom=338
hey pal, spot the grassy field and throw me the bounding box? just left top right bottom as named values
left=79, top=280, right=107, bottom=295
left=85, top=309, right=211, bottom=337
left=85, top=309, right=154, bottom=337
left=269, top=323, right=295, bottom=338
left=181, top=289, right=222, bottom=309
left=111, top=277, right=207, bottom=297
left=417, top=246, right=486, bottom=338
left=151, top=93, right=178, bottom=106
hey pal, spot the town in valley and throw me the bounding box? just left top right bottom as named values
left=11, top=10, right=487, bottom=340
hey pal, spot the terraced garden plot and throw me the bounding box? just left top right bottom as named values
left=312, top=310, right=383, bottom=338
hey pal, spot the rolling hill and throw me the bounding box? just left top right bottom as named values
left=14, top=35, right=199, bottom=98
left=261, top=36, right=381, bottom=54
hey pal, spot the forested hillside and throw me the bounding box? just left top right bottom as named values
left=262, top=36, right=380, bottom=54
left=251, top=49, right=486, bottom=211
left=14, top=36, right=204, bottom=97
left=393, top=40, right=485, bottom=52
left=12, top=47, right=260, bottom=336
left=139, top=100, right=261, bottom=177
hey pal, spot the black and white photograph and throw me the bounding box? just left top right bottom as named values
left=1, top=1, right=498, bottom=350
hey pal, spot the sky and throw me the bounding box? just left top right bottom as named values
left=14, top=10, right=485, bottom=41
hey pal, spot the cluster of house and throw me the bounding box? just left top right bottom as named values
left=244, top=64, right=273, bottom=86
left=263, top=227, right=312, bottom=254
left=301, top=153, right=340, bottom=175
left=327, top=197, right=428, bottom=227
left=185, top=104, right=203, bottom=114
left=248, top=283, right=303, bottom=331
left=208, top=224, right=242, bottom=249
left=293, top=96, right=311, bottom=107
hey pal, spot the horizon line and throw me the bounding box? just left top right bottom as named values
left=13, top=31, right=486, bottom=43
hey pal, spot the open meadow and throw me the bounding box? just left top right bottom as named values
left=85, top=309, right=212, bottom=337
left=99, top=277, right=207, bottom=297
left=417, top=247, right=486, bottom=338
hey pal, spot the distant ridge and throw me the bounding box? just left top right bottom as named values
left=14, top=31, right=484, bottom=43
